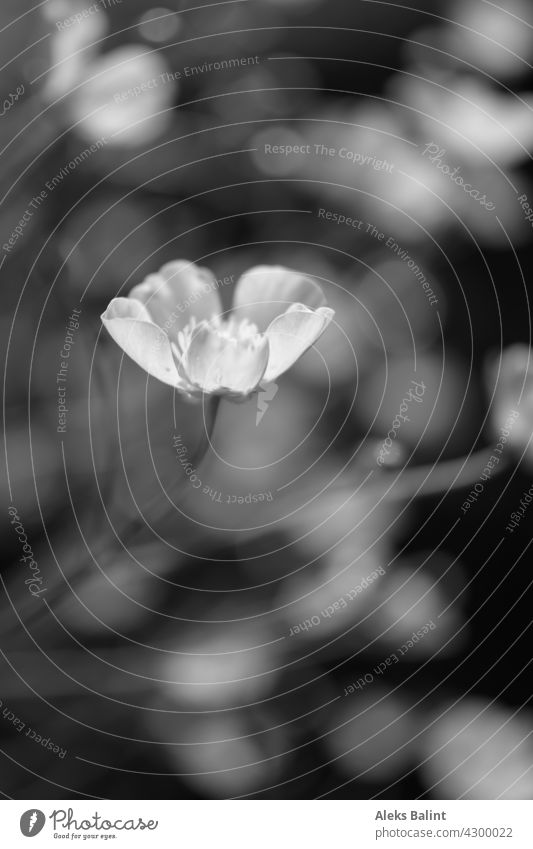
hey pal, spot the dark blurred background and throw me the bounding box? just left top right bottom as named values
left=1, top=0, right=533, bottom=800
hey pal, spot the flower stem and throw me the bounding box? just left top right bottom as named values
left=121, top=391, right=222, bottom=534
left=382, top=447, right=509, bottom=502
left=1, top=395, right=222, bottom=644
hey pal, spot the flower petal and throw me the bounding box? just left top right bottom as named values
left=128, top=260, right=222, bottom=342
left=184, top=324, right=269, bottom=396
left=263, top=305, right=335, bottom=382
left=232, top=266, right=327, bottom=331
left=101, top=297, right=190, bottom=390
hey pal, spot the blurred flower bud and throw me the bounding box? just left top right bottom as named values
left=157, top=622, right=281, bottom=709
left=275, top=479, right=399, bottom=643
left=278, top=552, right=387, bottom=644
left=365, top=438, right=407, bottom=471
left=70, top=46, right=176, bottom=147
left=286, top=475, right=399, bottom=555
left=297, top=103, right=456, bottom=241
left=393, top=74, right=533, bottom=166
left=150, top=710, right=288, bottom=798
left=137, top=7, right=182, bottom=44
left=363, top=554, right=466, bottom=657
left=446, top=0, right=533, bottom=82
left=421, top=698, right=533, bottom=798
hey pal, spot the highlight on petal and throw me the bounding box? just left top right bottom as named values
left=232, top=266, right=327, bottom=331
left=263, top=304, right=335, bottom=382
left=101, top=297, right=189, bottom=390
left=128, top=260, right=223, bottom=342
left=183, top=323, right=269, bottom=396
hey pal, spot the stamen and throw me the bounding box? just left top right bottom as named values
left=175, top=316, right=198, bottom=357
left=209, top=315, right=262, bottom=345
left=177, top=314, right=262, bottom=357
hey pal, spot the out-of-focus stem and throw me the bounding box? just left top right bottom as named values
left=0, top=395, right=222, bottom=644
left=118, top=391, right=221, bottom=536
left=383, top=447, right=510, bottom=502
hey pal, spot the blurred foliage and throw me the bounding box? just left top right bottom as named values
left=1, top=0, right=533, bottom=800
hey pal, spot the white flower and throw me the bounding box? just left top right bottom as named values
left=101, top=261, right=334, bottom=400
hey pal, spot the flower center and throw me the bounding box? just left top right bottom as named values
left=209, top=314, right=261, bottom=344
left=174, top=314, right=262, bottom=359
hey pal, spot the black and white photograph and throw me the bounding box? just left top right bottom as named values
left=1, top=0, right=533, bottom=840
